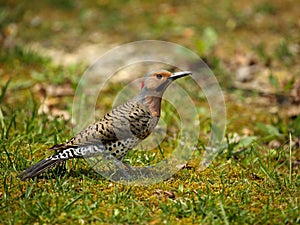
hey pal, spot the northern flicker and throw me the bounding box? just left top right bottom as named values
left=18, top=70, right=192, bottom=180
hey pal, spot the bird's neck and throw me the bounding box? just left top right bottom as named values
left=144, top=95, right=162, bottom=117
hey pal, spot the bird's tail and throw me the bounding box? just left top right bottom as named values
left=18, top=146, right=81, bottom=181
left=18, top=144, right=107, bottom=180
left=18, top=157, right=65, bottom=181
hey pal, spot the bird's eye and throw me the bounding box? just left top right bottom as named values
left=156, top=74, right=163, bottom=79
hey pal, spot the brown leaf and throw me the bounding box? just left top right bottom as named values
left=154, top=189, right=175, bottom=199
left=290, top=78, right=300, bottom=105
left=34, top=83, right=73, bottom=121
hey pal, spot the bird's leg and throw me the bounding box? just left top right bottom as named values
left=117, top=155, right=136, bottom=172
left=113, top=160, right=131, bottom=180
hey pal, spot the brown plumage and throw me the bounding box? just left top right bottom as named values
left=18, top=70, right=191, bottom=180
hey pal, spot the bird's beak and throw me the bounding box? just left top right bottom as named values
left=168, top=71, right=192, bottom=81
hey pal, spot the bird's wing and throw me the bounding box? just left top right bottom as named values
left=50, top=119, right=118, bottom=151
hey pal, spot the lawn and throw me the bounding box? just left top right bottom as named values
left=1, top=0, right=299, bottom=224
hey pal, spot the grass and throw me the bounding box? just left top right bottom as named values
left=1, top=0, right=300, bottom=224
left=0, top=47, right=299, bottom=225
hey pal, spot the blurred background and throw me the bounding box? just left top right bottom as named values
left=0, top=1, right=299, bottom=224
left=1, top=0, right=299, bottom=139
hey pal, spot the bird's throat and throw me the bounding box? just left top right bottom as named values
left=144, top=96, right=162, bottom=117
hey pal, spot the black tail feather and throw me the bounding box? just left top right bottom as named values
left=18, top=145, right=105, bottom=180
left=18, top=157, right=65, bottom=181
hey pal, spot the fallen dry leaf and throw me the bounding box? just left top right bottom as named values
left=33, top=83, right=74, bottom=121
left=154, top=189, right=175, bottom=199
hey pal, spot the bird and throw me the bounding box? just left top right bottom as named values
left=18, top=70, right=192, bottom=180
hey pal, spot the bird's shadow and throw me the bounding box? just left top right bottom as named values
left=23, top=164, right=105, bottom=182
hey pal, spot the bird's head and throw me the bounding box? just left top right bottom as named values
left=141, top=70, right=192, bottom=97
left=138, top=70, right=191, bottom=117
